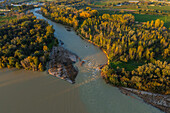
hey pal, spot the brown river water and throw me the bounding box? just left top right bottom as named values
left=0, top=8, right=163, bottom=113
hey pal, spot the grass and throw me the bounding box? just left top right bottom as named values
left=93, top=0, right=130, bottom=5
left=148, top=6, right=170, bottom=12
left=110, top=60, right=145, bottom=71
left=134, top=14, right=170, bottom=28
left=98, top=10, right=170, bottom=28
left=110, top=56, right=170, bottom=71
left=0, top=16, right=17, bottom=26
left=12, top=0, right=38, bottom=2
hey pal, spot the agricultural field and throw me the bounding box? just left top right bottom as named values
left=11, top=0, right=38, bottom=3
left=148, top=6, right=170, bottom=12
left=92, top=0, right=170, bottom=13
left=93, top=0, right=128, bottom=5
left=93, top=0, right=154, bottom=5
left=109, top=5, right=170, bottom=12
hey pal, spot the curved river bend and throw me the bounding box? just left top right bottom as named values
left=0, top=8, right=163, bottom=113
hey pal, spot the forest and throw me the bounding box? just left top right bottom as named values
left=41, top=2, right=169, bottom=94
left=0, top=12, right=58, bottom=71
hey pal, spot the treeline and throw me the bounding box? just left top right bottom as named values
left=135, top=9, right=169, bottom=16
left=41, top=4, right=170, bottom=94
left=0, top=12, right=58, bottom=71
left=41, top=4, right=98, bottom=29
left=79, top=14, right=169, bottom=62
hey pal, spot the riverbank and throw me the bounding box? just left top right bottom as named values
left=35, top=10, right=167, bottom=113
left=120, top=88, right=170, bottom=113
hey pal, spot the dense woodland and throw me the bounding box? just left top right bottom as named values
left=0, top=12, right=58, bottom=71
left=41, top=3, right=170, bottom=94
left=41, top=3, right=98, bottom=29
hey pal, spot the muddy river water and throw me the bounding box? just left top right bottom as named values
left=0, top=8, right=163, bottom=113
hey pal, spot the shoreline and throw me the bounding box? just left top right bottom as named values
left=35, top=10, right=169, bottom=113
left=119, top=87, right=170, bottom=113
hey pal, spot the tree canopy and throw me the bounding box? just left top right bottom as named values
left=0, top=12, right=58, bottom=71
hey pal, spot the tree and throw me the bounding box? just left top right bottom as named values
left=38, top=63, right=44, bottom=71
left=15, top=62, right=21, bottom=69
left=43, top=45, right=48, bottom=52
left=155, top=19, right=160, bottom=28
left=33, top=57, right=39, bottom=70
left=8, top=57, right=15, bottom=67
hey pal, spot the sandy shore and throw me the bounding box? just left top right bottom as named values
left=120, top=87, right=170, bottom=113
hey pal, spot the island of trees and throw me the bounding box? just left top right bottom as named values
left=41, top=2, right=169, bottom=94
left=0, top=12, right=58, bottom=71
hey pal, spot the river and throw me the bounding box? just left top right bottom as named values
left=0, top=8, right=163, bottom=113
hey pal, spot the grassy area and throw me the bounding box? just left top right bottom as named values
left=93, top=0, right=130, bottom=5
left=11, top=0, right=38, bottom=3
left=110, top=60, right=146, bottom=71
left=98, top=10, right=170, bottom=28
left=148, top=6, right=170, bottom=12
left=110, top=56, right=170, bottom=71
left=93, top=0, right=152, bottom=5
left=134, top=14, right=170, bottom=28
left=0, top=16, right=16, bottom=26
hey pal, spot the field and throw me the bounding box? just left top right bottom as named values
left=148, top=6, right=170, bottom=12
left=11, top=0, right=38, bottom=3
left=93, top=0, right=133, bottom=5
left=93, top=0, right=154, bottom=5
left=92, top=0, right=170, bottom=13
